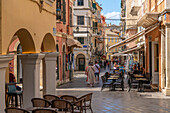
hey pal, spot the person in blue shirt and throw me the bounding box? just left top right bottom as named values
left=119, top=64, right=125, bottom=77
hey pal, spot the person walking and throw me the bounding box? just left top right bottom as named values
left=113, top=62, right=117, bottom=73
left=87, top=62, right=96, bottom=87
left=85, top=65, right=89, bottom=83
left=94, top=61, right=100, bottom=83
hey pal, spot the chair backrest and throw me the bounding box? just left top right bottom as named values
left=74, top=97, right=86, bottom=107
left=31, top=98, right=51, bottom=107
left=5, top=107, right=29, bottom=113
left=73, top=97, right=86, bottom=113
left=101, top=76, right=106, bottom=83
left=32, top=108, right=57, bottom=113
left=145, top=73, right=150, bottom=80
left=43, top=94, right=60, bottom=101
left=60, top=95, right=78, bottom=103
left=78, top=93, right=93, bottom=107
left=8, top=84, right=17, bottom=93
left=51, top=99, right=73, bottom=112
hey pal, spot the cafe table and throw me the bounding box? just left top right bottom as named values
left=108, top=76, right=119, bottom=80
left=134, top=74, right=144, bottom=78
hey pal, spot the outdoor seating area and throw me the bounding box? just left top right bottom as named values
left=5, top=93, right=93, bottom=113
left=128, top=71, right=151, bottom=92
left=101, top=71, right=152, bottom=92
left=101, top=72, right=124, bottom=91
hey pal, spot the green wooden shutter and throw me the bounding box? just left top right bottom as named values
left=61, top=0, right=66, bottom=24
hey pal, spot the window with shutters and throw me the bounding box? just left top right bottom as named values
left=93, top=22, right=98, bottom=33
left=78, top=0, right=84, bottom=6
left=77, top=37, right=84, bottom=44
left=70, top=7, right=72, bottom=26
left=56, top=0, right=66, bottom=24
left=62, top=0, right=66, bottom=24
left=56, top=0, right=61, bottom=20
left=77, top=16, right=84, bottom=25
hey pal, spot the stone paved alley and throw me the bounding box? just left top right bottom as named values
left=56, top=70, right=170, bottom=113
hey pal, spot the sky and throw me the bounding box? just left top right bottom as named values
left=96, top=0, right=121, bottom=25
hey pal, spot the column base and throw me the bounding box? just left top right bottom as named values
left=164, top=87, right=170, bottom=96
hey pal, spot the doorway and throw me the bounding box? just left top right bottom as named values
left=152, top=42, right=159, bottom=85
left=77, top=54, right=85, bottom=71
left=79, top=58, right=85, bottom=71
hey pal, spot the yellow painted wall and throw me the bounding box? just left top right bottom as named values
left=1, top=0, right=56, bottom=55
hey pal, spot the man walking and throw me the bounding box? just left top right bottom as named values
left=94, top=61, right=100, bottom=83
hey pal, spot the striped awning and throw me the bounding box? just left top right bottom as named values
left=109, top=23, right=159, bottom=50
left=111, top=45, right=144, bottom=56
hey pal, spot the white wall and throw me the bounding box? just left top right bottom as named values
left=165, top=0, right=170, bottom=9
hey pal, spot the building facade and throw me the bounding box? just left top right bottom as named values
left=0, top=0, right=58, bottom=112
left=55, top=0, right=80, bottom=85
left=106, top=24, right=121, bottom=61
left=73, top=0, right=99, bottom=71
left=110, top=0, right=170, bottom=96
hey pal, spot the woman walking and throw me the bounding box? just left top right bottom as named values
left=87, top=62, right=96, bottom=87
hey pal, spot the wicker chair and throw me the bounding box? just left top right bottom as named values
left=52, top=99, right=74, bottom=113
left=73, top=97, right=86, bottom=113
left=43, top=94, right=60, bottom=102
left=77, top=93, right=93, bottom=113
left=31, top=98, right=51, bottom=107
left=5, top=107, right=29, bottom=113
left=32, top=108, right=57, bottom=113
left=60, top=95, right=78, bottom=104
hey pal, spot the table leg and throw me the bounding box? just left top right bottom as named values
left=138, top=81, right=140, bottom=92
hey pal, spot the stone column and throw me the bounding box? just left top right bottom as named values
left=161, top=28, right=166, bottom=89
left=19, top=54, right=45, bottom=108
left=165, top=23, right=170, bottom=95
left=0, top=55, right=13, bottom=113
left=42, top=52, right=58, bottom=95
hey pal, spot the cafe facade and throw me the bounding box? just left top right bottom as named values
left=0, top=0, right=58, bottom=112
left=110, top=0, right=170, bottom=95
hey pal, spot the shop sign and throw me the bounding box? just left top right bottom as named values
left=53, top=28, right=56, bottom=36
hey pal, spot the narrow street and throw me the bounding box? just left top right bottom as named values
left=56, top=69, right=170, bottom=113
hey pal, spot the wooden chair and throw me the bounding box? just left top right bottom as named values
left=43, top=94, right=60, bottom=101
left=78, top=93, right=93, bottom=113
left=128, top=73, right=139, bottom=92
left=32, top=108, right=57, bottom=113
left=142, top=73, right=151, bottom=90
left=52, top=99, right=74, bottom=113
left=60, top=95, right=78, bottom=104
left=31, top=98, right=51, bottom=107
left=101, top=76, right=113, bottom=91
left=113, top=72, right=124, bottom=91
left=5, top=107, right=29, bottom=113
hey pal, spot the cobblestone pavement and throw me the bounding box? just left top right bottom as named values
left=56, top=68, right=170, bottom=113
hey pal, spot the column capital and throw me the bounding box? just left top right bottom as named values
left=43, top=52, right=59, bottom=61
left=0, top=55, right=14, bottom=68
left=164, top=87, right=170, bottom=96
left=165, top=22, right=170, bottom=27
left=18, top=53, right=45, bottom=64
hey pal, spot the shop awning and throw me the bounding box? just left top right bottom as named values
left=67, top=38, right=82, bottom=48
left=109, top=23, right=159, bottom=50
left=111, top=45, right=144, bottom=57
left=111, top=53, right=128, bottom=57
